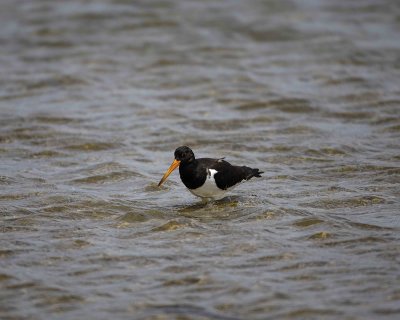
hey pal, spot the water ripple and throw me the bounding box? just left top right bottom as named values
left=1, top=0, right=399, bottom=319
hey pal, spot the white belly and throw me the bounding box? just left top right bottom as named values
left=188, top=169, right=233, bottom=200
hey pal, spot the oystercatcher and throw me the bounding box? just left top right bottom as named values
left=158, top=146, right=263, bottom=200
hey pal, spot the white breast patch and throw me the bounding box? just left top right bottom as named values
left=188, top=169, right=230, bottom=200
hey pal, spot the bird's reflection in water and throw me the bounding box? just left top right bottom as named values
left=177, top=196, right=247, bottom=220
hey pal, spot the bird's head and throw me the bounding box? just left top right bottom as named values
left=158, top=146, right=195, bottom=187
left=174, top=146, right=195, bottom=164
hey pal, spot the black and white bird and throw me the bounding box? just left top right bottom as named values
left=158, top=146, right=263, bottom=200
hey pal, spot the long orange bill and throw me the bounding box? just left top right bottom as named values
left=158, top=159, right=180, bottom=186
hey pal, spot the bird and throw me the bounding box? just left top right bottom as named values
left=158, top=146, right=263, bottom=200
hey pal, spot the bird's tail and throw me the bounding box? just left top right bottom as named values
left=243, top=167, right=263, bottom=180
left=252, top=168, right=263, bottom=178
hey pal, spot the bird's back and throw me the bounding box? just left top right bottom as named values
left=196, top=158, right=263, bottom=190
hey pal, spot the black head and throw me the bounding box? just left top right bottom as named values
left=174, top=146, right=195, bottom=163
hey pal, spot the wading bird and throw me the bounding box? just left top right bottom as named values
left=158, top=146, right=263, bottom=200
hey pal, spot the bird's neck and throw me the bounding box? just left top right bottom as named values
left=179, top=159, right=203, bottom=189
left=180, top=158, right=196, bottom=169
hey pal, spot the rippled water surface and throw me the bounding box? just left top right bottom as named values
left=1, top=0, right=400, bottom=319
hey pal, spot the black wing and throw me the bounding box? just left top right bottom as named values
left=200, top=158, right=263, bottom=190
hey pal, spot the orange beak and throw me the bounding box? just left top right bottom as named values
left=158, top=159, right=180, bottom=186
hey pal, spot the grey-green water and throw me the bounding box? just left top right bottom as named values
left=1, top=0, right=400, bottom=319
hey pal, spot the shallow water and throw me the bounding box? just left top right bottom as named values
left=1, top=0, right=400, bottom=319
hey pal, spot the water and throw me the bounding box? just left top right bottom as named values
left=1, top=0, right=400, bottom=319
